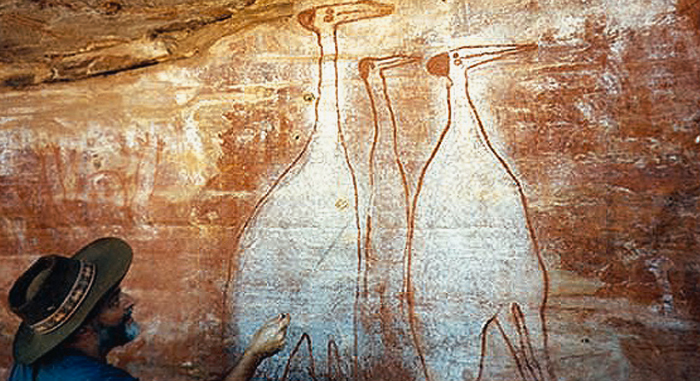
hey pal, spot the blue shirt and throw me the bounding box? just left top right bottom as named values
left=9, top=349, right=139, bottom=381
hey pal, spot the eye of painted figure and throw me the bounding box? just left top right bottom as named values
left=452, top=52, right=463, bottom=66
left=324, top=8, right=334, bottom=22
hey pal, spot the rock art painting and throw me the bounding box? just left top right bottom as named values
left=229, top=2, right=395, bottom=379
left=3, top=1, right=700, bottom=381
left=406, top=45, right=552, bottom=381
left=357, top=54, right=421, bottom=375
left=230, top=4, right=554, bottom=380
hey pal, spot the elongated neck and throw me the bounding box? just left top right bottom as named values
left=368, top=74, right=395, bottom=153
left=449, top=71, right=483, bottom=149
left=310, top=32, right=340, bottom=157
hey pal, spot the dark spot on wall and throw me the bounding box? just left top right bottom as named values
left=677, top=0, right=700, bottom=32
left=3, top=74, right=35, bottom=88
left=102, top=1, right=122, bottom=15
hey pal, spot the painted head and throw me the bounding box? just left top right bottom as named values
left=297, top=0, right=394, bottom=34
left=427, top=43, right=537, bottom=78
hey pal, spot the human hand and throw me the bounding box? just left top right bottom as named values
left=246, top=313, right=290, bottom=360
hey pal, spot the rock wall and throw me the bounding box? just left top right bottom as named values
left=1, top=0, right=700, bottom=380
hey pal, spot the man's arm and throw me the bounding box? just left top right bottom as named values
left=224, top=313, right=290, bottom=381
left=225, top=350, right=265, bottom=381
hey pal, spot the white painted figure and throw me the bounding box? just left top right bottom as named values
left=230, top=2, right=393, bottom=379
left=405, top=44, right=554, bottom=381
left=357, top=55, right=422, bottom=375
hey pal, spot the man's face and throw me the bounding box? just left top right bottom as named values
left=94, top=287, right=140, bottom=351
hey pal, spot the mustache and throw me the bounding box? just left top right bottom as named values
left=122, top=306, right=134, bottom=322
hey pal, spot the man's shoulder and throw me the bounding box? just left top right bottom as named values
left=10, top=352, right=139, bottom=381
left=52, top=353, right=139, bottom=380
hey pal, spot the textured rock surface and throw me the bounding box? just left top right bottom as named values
left=1, top=0, right=700, bottom=380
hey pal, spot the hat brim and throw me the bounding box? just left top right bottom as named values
left=12, top=237, right=132, bottom=364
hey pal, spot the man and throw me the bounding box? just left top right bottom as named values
left=7, top=237, right=290, bottom=381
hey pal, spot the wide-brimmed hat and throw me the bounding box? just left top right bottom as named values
left=8, top=237, right=132, bottom=364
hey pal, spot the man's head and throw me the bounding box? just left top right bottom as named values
left=62, top=285, right=140, bottom=358
left=8, top=237, right=133, bottom=364
left=92, top=286, right=140, bottom=351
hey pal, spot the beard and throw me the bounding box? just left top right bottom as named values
left=97, top=315, right=140, bottom=352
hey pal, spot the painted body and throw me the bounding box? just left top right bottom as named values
left=406, top=45, right=553, bottom=381
left=358, top=55, right=421, bottom=375
left=230, top=2, right=394, bottom=379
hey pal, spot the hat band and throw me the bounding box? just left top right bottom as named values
left=30, top=261, right=96, bottom=335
